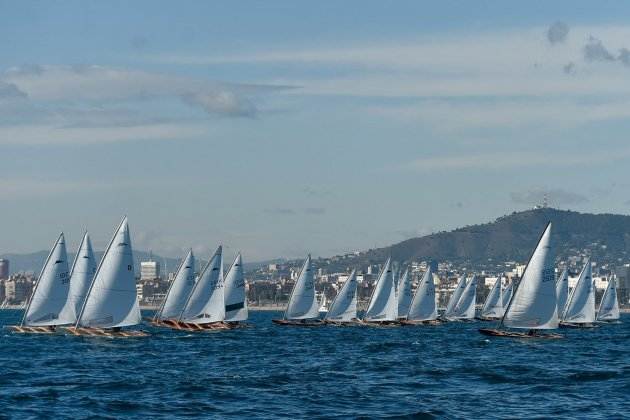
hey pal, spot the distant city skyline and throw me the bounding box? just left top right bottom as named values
left=3, top=1, right=630, bottom=260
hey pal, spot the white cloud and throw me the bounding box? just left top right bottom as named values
left=0, top=177, right=123, bottom=198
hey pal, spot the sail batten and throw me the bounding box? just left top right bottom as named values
left=77, top=217, right=141, bottom=328
left=364, top=257, right=397, bottom=322
left=406, top=267, right=437, bottom=321
left=22, top=233, right=70, bottom=326
left=502, top=223, right=558, bottom=330
left=285, top=255, right=319, bottom=320
left=224, top=253, right=247, bottom=322
left=325, top=270, right=357, bottom=322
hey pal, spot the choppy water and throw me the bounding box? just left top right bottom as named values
left=0, top=310, right=628, bottom=419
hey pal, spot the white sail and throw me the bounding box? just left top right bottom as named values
left=58, top=232, right=96, bottom=324
left=444, top=275, right=467, bottom=319
left=22, top=233, right=70, bottom=326
left=503, top=223, right=558, bottom=330
left=397, top=268, right=413, bottom=318
left=481, top=276, right=503, bottom=319
left=364, top=257, right=398, bottom=321
left=285, top=255, right=319, bottom=320
left=224, top=253, right=248, bottom=321
left=77, top=217, right=141, bottom=328
left=157, top=250, right=195, bottom=320
left=406, top=267, right=437, bottom=321
left=555, top=268, right=569, bottom=316
left=450, top=275, right=477, bottom=320
left=180, top=246, right=224, bottom=324
left=502, top=280, right=513, bottom=308
left=325, top=270, right=358, bottom=322
left=562, top=259, right=596, bottom=324
left=597, top=277, right=620, bottom=321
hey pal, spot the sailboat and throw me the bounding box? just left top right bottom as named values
left=151, top=249, right=196, bottom=327
left=401, top=266, right=440, bottom=325
left=67, top=217, right=147, bottom=337
left=397, top=268, right=413, bottom=319
left=560, top=259, right=597, bottom=328
left=443, top=275, right=467, bottom=320
left=446, top=275, right=478, bottom=321
left=555, top=268, right=569, bottom=317
left=273, top=255, right=322, bottom=326
left=324, top=270, right=359, bottom=324
left=9, top=233, right=70, bottom=333
left=479, top=276, right=504, bottom=320
left=224, top=253, right=248, bottom=325
left=479, top=222, right=562, bottom=339
left=362, top=257, right=399, bottom=325
left=502, top=280, right=513, bottom=308
left=319, top=292, right=329, bottom=314
left=58, top=232, right=97, bottom=326
left=176, top=246, right=229, bottom=331
left=597, top=276, right=620, bottom=322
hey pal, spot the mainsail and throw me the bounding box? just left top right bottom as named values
left=224, top=253, right=248, bottom=322
left=325, top=270, right=358, bottom=322
left=597, top=277, right=620, bottom=321
left=58, top=232, right=96, bottom=324
left=444, top=275, right=467, bottom=319
left=397, top=268, right=413, bottom=318
left=180, top=246, right=224, bottom=324
left=480, top=276, right=503, bottom=319
left=502, top=223, right=558, bottom=330
left=22, top=233, right=70, bottom=326
left=406, top=267, right=437, bottom=321
left=555, top=268, right=569, bottom=316
left=562, top=259, right=596, bottom=324
left=364, top=257, right=398, bottom=322
left=450, top=275, right=478, bottom=320
left=77, top=217, right=141, bottom=328
left=156, top=249, right=195, bottom=320
left=284, top=255, right=319, bottom=320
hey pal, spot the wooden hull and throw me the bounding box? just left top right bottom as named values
left=156, top=320, right=234, bottom=331
left=476, top=316, right=501, bottom=322
left=399, top=319, right=442, bottom=326
left=272, top=319, right=323, bottom=326
left=479, top=328, right=563, bottom=339
left=322, top=319, right=362, bottom=326
left=62, top=327, right=149, bottom=337
left=7, top=325, right=57, bottom=334
left=359, top=320, right=401, bottom=327
left=559, top=322, right=598, bottom=329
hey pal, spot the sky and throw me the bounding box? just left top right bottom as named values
left=2, top=1, right=630, bottom=262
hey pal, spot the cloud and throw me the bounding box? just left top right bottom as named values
left=618, top=48, right=630, bottom=66
left=303, top=207, right=326, bottom=215
left=264, top=208, right=297, bottom=215
left=563, top=61, right=576, bottom=74
left=583, top=36, right=615, bottom=62
left=182, top=91, right=256, bottom=118
left=547, top=21, right=569, bottom=44
left=0, top=81, right=27, bottom=99
left=0, top=177, right=126, bottom=198
left=510, top=188, right=589, bottom=206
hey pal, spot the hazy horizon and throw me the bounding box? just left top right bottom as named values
left=3, top=1, right=630, bottom=260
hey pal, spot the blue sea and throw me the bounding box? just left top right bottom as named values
left=0, top=310, right=628, bottom=419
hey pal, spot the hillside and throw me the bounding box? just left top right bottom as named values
left=322, top=208, right=630, bottom=270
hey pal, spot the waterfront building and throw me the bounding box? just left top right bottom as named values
left=0, top=259, right=8, bottom=279
left=140, top=260, right=160, bottom=281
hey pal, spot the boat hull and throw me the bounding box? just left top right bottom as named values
left=478, top=328, right=562, bottom=339
left=155, top=320, right=233, bottom=331
left=6, top=325, right=57, bottom=334
left=359, top=320, right=401, bottom=327
left=559, top=322, right=598, bottom=329
left=400, top=319, right=442, bottom=326
left=322, top=319, right=362, bottom=326
left=62, top=327, right=149, bottom=337
left=272, top=319, right=323, bottom=326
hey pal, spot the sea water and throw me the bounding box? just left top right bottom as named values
left=0, top=310, right=628, bottom=418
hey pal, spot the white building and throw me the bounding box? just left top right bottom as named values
left=140, top=260, right=160, bottom=280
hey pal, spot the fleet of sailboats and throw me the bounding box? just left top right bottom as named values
left=6, top=218, right=624, bottom=338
